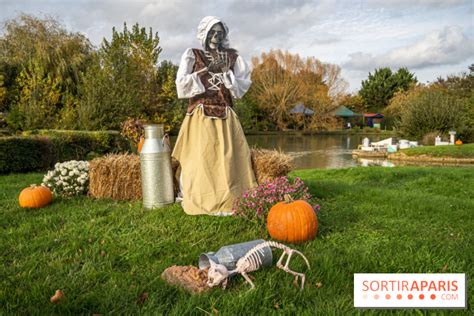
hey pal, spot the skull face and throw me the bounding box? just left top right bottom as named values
left=207, top=23, right=225, bottom=50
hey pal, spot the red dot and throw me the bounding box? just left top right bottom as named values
left=419, top=294, right=425, bottom=300
left=374, top=294, right=380, bottom=300
left=385, top=294, right=391, bottom=300
left=408, top=294, right=413, bottom=300
left=430, top=294, right=436, bottom=300
left=397, top=294, right=402, bottom=300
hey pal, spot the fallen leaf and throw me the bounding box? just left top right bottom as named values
left=316, top=282, right=323, bottom=288
left=136, top=292, right=149, bottom=305
left=50, top=290, right=64, bottom=304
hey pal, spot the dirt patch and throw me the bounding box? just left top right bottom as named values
left=161, top=265, right=210, bottom=294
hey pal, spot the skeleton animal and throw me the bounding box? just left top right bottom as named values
left=207, top=241, right=310, bottom=290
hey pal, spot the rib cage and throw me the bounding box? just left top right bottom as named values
left=236, top=241, right=289, bottom=272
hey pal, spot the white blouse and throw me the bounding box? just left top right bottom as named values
left=175, top=48, right=252, bottom=99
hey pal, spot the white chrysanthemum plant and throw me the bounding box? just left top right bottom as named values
left=42, top=160, right=89, bottom=197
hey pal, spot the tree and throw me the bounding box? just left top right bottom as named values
left=0, top=74, right=6, bottom=110
left=0, top=14, right=92, bottom=130
left=434, top=64, right=474, bottom=98
left=153, top=60, right=187, bottom=134
left=359, top=67, right=417, bottom=113
left=397, top=87, right=467, bottom=139
left=433, top=64, right=474, bottom=142
left=8, top=59, right=61, bottom=130
left=247, top=49, right=347, bottom=130
left=78, top=23, right=162, bottom=130
left=339, top=93, right=365, bottom=114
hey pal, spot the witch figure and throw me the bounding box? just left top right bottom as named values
left=172, top=16, right=257, bottom=215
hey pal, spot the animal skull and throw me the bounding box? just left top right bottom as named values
left=207, top=259, right=230, bottom=288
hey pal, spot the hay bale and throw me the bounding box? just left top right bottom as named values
left=88, top=149, right=292, bottom=201
left=89, top=153, right=180, bottom=201
left=161, top=265, right=210, bottom=294
left=251, top=148, right=293, bottom=184
left=89, top=154, right=142, bottom=200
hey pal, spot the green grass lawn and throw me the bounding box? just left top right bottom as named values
left=1, top=167, right=473, bottom=315
left=399, top=144, right=474, bottom=158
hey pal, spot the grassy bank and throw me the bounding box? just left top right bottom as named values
left=399, top=144, right=474, bottom=158
left=1, top=168, right=473, bottom=314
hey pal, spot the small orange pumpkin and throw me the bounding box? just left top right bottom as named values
left=137, top=137, right=145, bottom=153
left=267, top=195, right=318, bottom=244
left=455, top=139, right=463, bottom=145
left=19, top=185, right=53, bottom=208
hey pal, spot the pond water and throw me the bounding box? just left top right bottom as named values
left=245, top=133, right=386, bottom=170
left=170, top=133, right=471, bottom=170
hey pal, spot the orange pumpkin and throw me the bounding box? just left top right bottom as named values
left=137, top=137, right=145, bottom=153
left=267, top=195, right=318, bottom=244
left=19, top=185, right=53, bottom=208
left=455, top=139, right=463, bottom=145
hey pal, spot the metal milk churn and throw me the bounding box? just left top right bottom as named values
left=140, top=124, right=175, bottom=209
left=198, top=239, right=273, bottom=275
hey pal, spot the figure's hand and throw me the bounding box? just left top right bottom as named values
left=208, top=55, right=230, bottom=73
left=208, top=59, right=226, bottom=73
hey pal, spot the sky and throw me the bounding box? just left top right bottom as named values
left=1, top=0, right=473, bottom=92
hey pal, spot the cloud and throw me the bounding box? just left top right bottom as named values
left=344, top=26, right=474, bottom=71
left=366, top=0, right=470, bottom=8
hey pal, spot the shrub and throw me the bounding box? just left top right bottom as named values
left=421, top=131, right=442, bottom=146
left=398, top=88, right=467, bottom=140
left=0, top=130, right=131, bottom=174
left=22, top=129, right=131, bottom=161
left=42, top=160, right=89, bottom=196
left=232, top=176, right=313, bottom=224
left=0, top=136, right=55, bottom=174
left=459, top=128, right=474, bottom=143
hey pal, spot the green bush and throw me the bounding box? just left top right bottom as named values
left=0, top=130, right=131, bottom=174
left=459, top=128, right=474, bottom=143
left=0, top=136, right=55, bottom=173
left=399, top=89, right=467, bottom=140
left=23, top=130, right=131, bottom=161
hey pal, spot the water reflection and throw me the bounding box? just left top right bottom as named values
left=358, top=158, right=474, bottom=168
left=171, top=133, right=471, bottom=169
left=357, top=158, right=395, bottom=168
left=245, top=134, right=385, bottom=170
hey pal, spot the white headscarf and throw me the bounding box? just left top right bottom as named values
left=196, top=16, right=230, bottom=50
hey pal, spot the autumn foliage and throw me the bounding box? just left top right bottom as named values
left=247, top=49, right=347, bottom=130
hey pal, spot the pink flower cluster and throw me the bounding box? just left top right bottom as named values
left=232, top=176, right=312, bottom=221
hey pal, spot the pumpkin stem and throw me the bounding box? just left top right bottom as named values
left=283, top=194, right=293, bottom=203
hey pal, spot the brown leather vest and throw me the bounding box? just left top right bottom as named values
left=187, top=48, right=238, bottom=118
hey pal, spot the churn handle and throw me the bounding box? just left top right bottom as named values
left=162, top=134, right=171, bottom=148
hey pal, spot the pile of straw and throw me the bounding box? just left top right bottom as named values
left=251, top=148, right=293, bottom=184
left=89, top=154, right=142, bottom=200
left=88, top=149, right=292, bottom=201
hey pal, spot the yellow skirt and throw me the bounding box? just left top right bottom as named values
left=172, top=106, right=257, bottom=215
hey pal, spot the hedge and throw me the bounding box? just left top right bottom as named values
left=0, top=136, right=55, bottom=174
left=0, top=130, right=131, bottom=174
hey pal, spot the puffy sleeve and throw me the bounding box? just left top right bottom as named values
left=175, top=48, right=206, bottom=98
left=222, top=55, right=252, bottom=99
